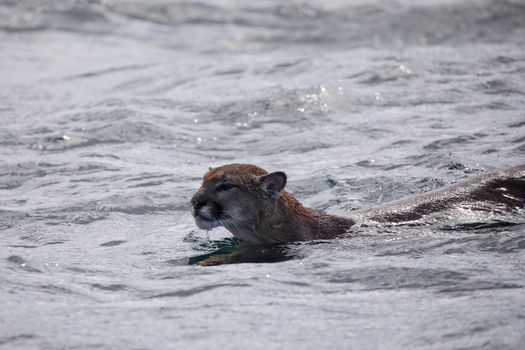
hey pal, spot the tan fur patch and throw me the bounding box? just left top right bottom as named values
left=203, top=163, right=268, bottom=185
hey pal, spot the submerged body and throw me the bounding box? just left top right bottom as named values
left=190, top=164, right=525, bottom=244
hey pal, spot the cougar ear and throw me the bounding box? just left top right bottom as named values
left=260, top=171, right=287, bottom=197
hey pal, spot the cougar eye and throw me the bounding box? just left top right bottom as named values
left=215, top=183, right=237, bottom=192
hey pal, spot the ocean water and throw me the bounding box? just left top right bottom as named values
left=1, top=0, right=525, bottom=348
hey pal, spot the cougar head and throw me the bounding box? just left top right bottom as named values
left=190, top=164, right=287, bottom=235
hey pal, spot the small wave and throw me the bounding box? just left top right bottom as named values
left=326, top=266, right=468, bottom=290
left=356, top=64, right=416, bottom=85
left=90, top=283, right=128, bottom=292
left=211, top=85, right=334, bottom=126
left=8, top=241, right=65, bottom=249
left=2, top=0, right=524, bottom=50
left=145, top=283, right=250, bottom=299
left=0, top=334, right=37, bottom=347
left=27, top=121, right=179, bottom=151
left=99, top=240, right=127, bottom=247
left=424, top=134, right=487, bottom=151
left=6, top=255, right=42, bottom=273
left=439, top=281, right=522, bottom=293
left=92, top=193, right=189, bottom=215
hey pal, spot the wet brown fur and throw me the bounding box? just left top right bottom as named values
left=203, top=164, right=268, bottom=187
left=193, top=164, right=354, bottom=243
left=192, top=163, right=525, bottom=244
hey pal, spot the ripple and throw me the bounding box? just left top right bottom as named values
left=424, top=134, right=486, bottom=150
left=92, top=193, right=189, bottom=214
left=0, top=334, right=37, bottom=347
left=357, top=64, right=416, bottom=85
left=475, top=232, right=525, bottom=253
left=8, top=241, right=64, bottom=249
left=211, top=86, right=333, bottom=126
left=99, top=240, right=127, bottom=247
left=145, top=283, right=251, bottom=299
left=90, top=283, right=128, bottom=292
left=326, top=267, right=468, bottom=291
left=439, top=281, right=522, bottom=293
left=479, top=79, right=525, bottom=96
left=6, top=255, right=42, bottom=273
left=0, top=210, right=29, bottom=230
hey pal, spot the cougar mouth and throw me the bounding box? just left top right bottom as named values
left=192, top=205, right=221, bottom=230
left=193, top=209, right=245, bottom=231
left=194, top=215, right=220, bottom=230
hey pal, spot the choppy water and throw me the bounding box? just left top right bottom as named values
left=1, top=0, right=525, bottom=348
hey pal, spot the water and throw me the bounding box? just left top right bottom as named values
left=1, top=0, right=525, bottom=348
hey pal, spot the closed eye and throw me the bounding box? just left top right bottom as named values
left=215, top=183, right=237, bottom=192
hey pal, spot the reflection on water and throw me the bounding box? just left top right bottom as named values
left=187, top=239, right=299, bottom=266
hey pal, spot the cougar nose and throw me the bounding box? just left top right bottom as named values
left=191, top=192, right=206, bottom=211
left=192, top=199, right=206, bottom=210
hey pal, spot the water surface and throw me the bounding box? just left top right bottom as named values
left=1, top=0, right=525, bottom=349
